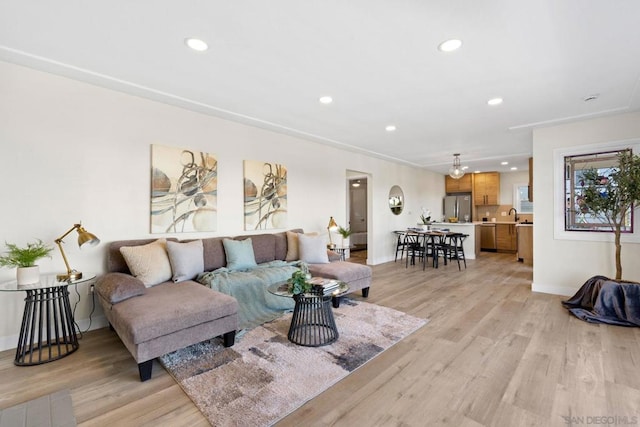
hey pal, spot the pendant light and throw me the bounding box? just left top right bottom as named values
left=449, top=153, right=465, bottom=179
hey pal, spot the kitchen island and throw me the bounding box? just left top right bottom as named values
left=429, top=222, right=480, bottom=259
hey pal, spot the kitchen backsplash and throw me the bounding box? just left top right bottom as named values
left=474, top=204, right=533, bottom=222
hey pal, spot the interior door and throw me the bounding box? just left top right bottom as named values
left=350, top=180, right=367, bottom=233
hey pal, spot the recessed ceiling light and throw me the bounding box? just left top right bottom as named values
left=319, top=96, right=333, bottom=104
left=461, top=166, right=469, bottom=170
left=510, top=167, right=518, bottom=171
left=438, top=39, right=463, bottom=52
left=501, top=161, right=509, bottom=165
left=385, top=125, right=397, bottom=132
left=474, top=170, right=482, bottom=174
left=488, top=97, right=503, bottom=106
left=185, top=38, right=208, bottom=52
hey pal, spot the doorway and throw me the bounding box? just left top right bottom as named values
left=346, top=171, right=369, bottom=264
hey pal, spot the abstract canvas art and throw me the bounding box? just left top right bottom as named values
left=151, top=144, right=217, bottom=233
left=244, top=160, right=287, bottom=230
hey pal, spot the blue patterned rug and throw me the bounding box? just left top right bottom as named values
left=160, top=300, right=427, bottom=426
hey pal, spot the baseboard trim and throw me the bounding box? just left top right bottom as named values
left=531, top=282, right=576, bottom=297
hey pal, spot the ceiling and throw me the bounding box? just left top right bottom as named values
left=2, top=1, right=640, bottom=175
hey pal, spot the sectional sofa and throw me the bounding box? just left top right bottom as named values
left=95, top=229, right=372, bottom=381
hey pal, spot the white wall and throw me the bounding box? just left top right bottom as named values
left=532, top=111, right=640, bottom=295
left=500, top=171, right=529, bottom=206
left=0, top=61, right=443, bottom=350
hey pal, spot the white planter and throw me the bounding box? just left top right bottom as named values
left=341, top=237, right=350, bottom=248
left=17, top=266, right=40, bottom=285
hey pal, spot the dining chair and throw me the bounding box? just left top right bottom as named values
left=403, top=233, right=425, bottom=268
left=443, top=233, right=468, bottom=270
left=394, top=231, right=407, bottom=262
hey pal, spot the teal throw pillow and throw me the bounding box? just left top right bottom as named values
left=223, top=238, right=258, bottom=271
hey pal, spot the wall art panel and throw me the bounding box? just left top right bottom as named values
left=244, top=160, right=287, bottom=230
left=151, top=144, right=217, bottom=233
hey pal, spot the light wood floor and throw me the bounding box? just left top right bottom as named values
left=1, top=253, right=639, bottom=426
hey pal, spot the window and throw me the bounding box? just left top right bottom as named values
left=513, top=184, right=533, bottom=214
left=564, top=149, right=632, bottom=232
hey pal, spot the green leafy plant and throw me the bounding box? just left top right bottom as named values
left=419, top=214, right=431, bottom=224
left=287, top=270, right=313, bottom=295
left=337, top=226, right=352, bottom=239
left=580, top=150, right=640, bottom=280
left=0, top=240, right=54, bottom=268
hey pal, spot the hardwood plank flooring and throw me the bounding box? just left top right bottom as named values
left=1, top=252, right=638, bottom=426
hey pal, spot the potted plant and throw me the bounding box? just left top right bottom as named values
left=287, top=270, right=313, bottom=295
left=418, top=208, right=432, bottom=230
left=0, top=239, right=53, bottom=285
left=579, top=150, right=640, bottom=280
left=337, top=226, right=353, bottom=247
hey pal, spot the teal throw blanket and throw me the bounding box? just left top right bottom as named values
left=197, top=260, right=306, bottom=331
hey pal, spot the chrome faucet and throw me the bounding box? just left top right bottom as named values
left=508, top=207, right=520, bottom=222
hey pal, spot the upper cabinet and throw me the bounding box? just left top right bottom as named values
left=445, top=174, right=472, bottom=193
left=473, top=172, right=500, bottom=205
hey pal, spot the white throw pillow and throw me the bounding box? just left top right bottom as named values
left=119, top=238, right=172, bottom=287
left=285, top=231, right=318, bottom=261
left=298, top=233, right=329, bottom=264
left=166, top=239, right=204, bottom=282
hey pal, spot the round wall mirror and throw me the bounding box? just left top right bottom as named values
left=388, top=185, right=404, bottom=215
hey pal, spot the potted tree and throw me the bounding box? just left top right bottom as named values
left=0, top=240, right=53, bottom=285
left=579, top=150, right=640, bottom=280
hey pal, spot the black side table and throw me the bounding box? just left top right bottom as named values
left=0, top=274, right=95, bottom=365
left=289, top=292, right=339, bottom=347
left=268, top=279, right=349, bottom=347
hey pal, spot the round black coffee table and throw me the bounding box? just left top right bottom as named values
left=268, top=279, right=349, bottom=347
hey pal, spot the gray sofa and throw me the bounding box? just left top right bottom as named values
left=95, top=229, right=372, bottom=381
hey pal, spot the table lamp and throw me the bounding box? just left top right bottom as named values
left=55, top=223, right=100, bottom=281
left=327, top=216, right=338, bottom=249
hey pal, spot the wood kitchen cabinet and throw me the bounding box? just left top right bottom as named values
left=517, top=225, right=533, bottom=265
left=473, top=172, right=500, bottom=205
left=496, top=223, right=517, bottom=252
left=445, top=174, right=472, bottom=193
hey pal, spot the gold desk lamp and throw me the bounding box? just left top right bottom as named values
left=55, top=223, right=100, bottom=281
left=327, top=216, right=338, bottom=249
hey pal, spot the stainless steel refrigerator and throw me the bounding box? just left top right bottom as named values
left=443, top=194, right=472, bottom=222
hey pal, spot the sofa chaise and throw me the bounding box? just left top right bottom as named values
left=95, top=229, right=372, bottom=381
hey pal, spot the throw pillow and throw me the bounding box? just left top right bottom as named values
left=223, top=238, right=257, bottom=271
left=95, top=272, right=146, bottom=304
left=119, top=238, right=172, bottom=287
left=285, top=231, right=318, bottom=261
left=166, top=239, right=204, bottom=282
left=298, top=233, right=330, bottom=264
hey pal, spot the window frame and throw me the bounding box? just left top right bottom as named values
left=513, top=183, right=533, bottom=214
left=563, top=149, right=633, bottom=233
left=553, top=138, right=640, bottom=243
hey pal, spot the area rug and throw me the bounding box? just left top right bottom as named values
left=160, top=299, right=427, bottom=427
